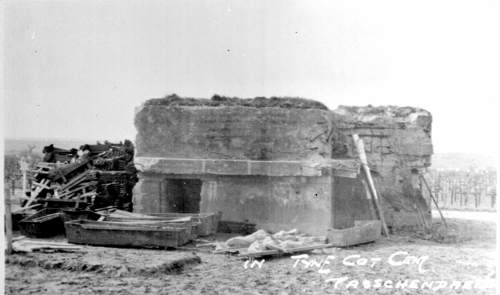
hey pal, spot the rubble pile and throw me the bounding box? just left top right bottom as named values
left=12, top=139, right=224, bottom=248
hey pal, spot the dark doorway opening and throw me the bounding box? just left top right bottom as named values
left=164, top=179, right=202, bottom=213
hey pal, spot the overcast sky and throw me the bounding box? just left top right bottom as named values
left=3, top=0, right=499, bottom=155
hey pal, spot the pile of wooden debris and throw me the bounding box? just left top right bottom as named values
left=13, top=208, right=220, bottom=250
left=21, top=140, right=137, bottom=212
left=13, top=140, right=138, bottom=237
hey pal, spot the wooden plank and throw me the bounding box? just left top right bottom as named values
left=57, top=182, right=96, bottom=199
left=420, top=174, right=448, bottom=228
left=55, top=189, right=76, bottom=198
left=24, top=179, right=49, bottom=208
left=109, top=210, right=162, bottom=219
left=361, top=178, right=377, bottom=220
left=74, top=181, right=98, bottom=189
left=328, top=220, right=381, bottom=247
left=12, top=204, right=42, bottom=213
left=33, top=181, right=51, bottom=190
left=79, top=192, right=97, bottom=198
left=59, top=172, right=89, bottom=191
left=37, top=162, right=56, bottom=168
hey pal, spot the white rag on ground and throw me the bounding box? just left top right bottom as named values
left=220, top=229, right=327, bottom=253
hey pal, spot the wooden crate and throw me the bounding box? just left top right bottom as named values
left=146, top=212, right=221, bottom=236
left=103, top=216, right=197, bottom=239
left=19, top=208, right=65, bottom=238
left=61, top=209, right=102, bottom=223
left=327, top=220, right=381, bottom=247
left=64, top=220, right=191, bottom=248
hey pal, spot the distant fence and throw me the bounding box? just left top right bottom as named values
left=426, top=169, right=496, bottom=211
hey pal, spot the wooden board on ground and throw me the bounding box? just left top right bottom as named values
left=12, top=238, right=83, bottom=253
left=327, top=220, right=381, bottom=247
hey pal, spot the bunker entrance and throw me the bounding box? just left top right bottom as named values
left=164, top=179, right=202, bottom=213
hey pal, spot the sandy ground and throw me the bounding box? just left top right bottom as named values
left=4, top=215, right=496, bottom=295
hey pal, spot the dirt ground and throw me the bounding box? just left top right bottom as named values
left=4, top=214, right=496, bottom=295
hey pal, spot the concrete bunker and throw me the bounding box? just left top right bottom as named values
left=133, top=95, right=433, bottom=235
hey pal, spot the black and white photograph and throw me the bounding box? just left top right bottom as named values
left=1, top=0, right=498, bottom=294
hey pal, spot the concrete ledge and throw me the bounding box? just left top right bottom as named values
left=134, top=157, right=360, bottom=178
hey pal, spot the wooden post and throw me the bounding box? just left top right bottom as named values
left=20, top=159, right=29, bottom=197
left=4, top=188, right=13, bottom=254
left=420, top=174, right=448, bottom=228
left=352, top=134, right=390, bottom=236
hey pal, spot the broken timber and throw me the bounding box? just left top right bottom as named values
left=23, top=179, right=50, bottom=208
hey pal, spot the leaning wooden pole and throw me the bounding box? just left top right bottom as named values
left=352, top=134, right=390, bottom=236
left=420, top=174, right=448, bottom=228
left=360, top=178, right=377, bottom=220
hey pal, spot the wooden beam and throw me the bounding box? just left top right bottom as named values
left=420, top=174, right=448, bottom=228
left=24, top=178, right=49, bottom=208
left=361, top=178, right=377, bottom=220
left=33, top=181, right=51, bottom=190
left=12, top=204, right=42, bottom=213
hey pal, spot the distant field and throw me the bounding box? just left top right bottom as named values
left=432, top=153, right=496, bottom=171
